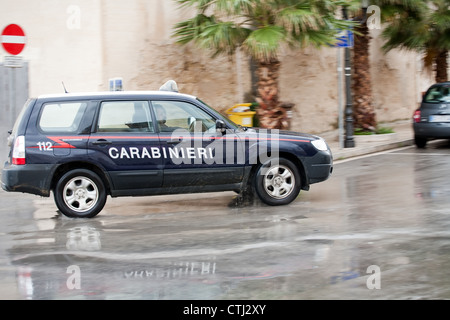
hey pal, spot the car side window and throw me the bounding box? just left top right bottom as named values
left=152, top=101, right=216, bottom=133
left=39, top=101, right=88, bottom=133
left=97, top=101, right=154, bottom=132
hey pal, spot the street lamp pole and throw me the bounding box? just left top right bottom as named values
left=343, top=6, right=355, bottom=148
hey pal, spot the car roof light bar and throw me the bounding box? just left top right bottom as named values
left=159, top=80, right=179, bottom=93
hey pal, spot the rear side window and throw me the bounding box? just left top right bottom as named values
left=424, top=85, right=450, bottom=103
left=10, top=99, right=33, bottom=136
left=39, top=102, right=88, bottom=133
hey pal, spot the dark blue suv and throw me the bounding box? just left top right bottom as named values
left=2, top=83, right=333, bottom=218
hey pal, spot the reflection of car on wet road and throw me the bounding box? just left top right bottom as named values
left=1, top=81, right=333, bottom=218
left=413, top=82, right=450, bottom=148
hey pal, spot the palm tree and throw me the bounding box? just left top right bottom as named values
left=376, top=0, right=450, bottom=83
left=350, top=3, right=377, bottom=131
left=173, top=0, right=355, bottom=129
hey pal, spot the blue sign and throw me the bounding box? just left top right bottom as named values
left=109, top=77, right=123, bottom=91
left=334, top=30, right=354, bottom=48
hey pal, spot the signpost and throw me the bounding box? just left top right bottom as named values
left=1, top=24, right=28, bottom=162
left=334, top=27, right=355, bottom=148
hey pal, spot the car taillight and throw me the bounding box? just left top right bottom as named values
left=12, top=135, right=26, bottom=165
left=413, top=110, right=421, bottom=123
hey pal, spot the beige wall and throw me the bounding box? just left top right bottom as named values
left=369, top=28, right=435, bottom=124
left=0, top=0, right=104, bottom=94
left=0, top=0, right=438, bottom=133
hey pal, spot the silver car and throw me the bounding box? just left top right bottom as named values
left=413, top=82, right=450, bottom=148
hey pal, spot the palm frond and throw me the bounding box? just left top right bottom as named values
left=173, top=0, right=356, bottom=61
left=199, top=22, right=251, bottom=56
left=381, top=19, right=429, bottom=52
left=172, top=14, right=215, bottom=44
left=243, top=26, right=286, bottom=61
left=379, top=0, right=450, bottom=53
left=213, top=0, right=257, bottom=16
left=175, top=0, right=215, bottom=12
left=276, top=5, right=320, bottom=34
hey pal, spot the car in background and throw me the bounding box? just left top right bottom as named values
left=413, top=82, right=450, bottom=148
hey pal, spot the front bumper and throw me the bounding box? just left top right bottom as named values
left=304, top=149, right=333, bottom=185
left=1, top=162, right=54, bottom=197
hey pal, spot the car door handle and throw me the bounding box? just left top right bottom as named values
left=167, top=138, right=182, bottom=144
left=92, top=139, right=112, bottom=145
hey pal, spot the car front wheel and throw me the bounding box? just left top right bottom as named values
left=54, top=169, right=107, bottom=218
left=254, top=158, right=301, bottom=206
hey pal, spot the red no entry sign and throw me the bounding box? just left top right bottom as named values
left=1, top=24, right=26, bottom=55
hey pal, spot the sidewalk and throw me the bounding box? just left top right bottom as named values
left=319, top=120, right=414, bottom=161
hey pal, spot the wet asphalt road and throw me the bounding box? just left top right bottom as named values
left=2, top=141, right=450, bottom=300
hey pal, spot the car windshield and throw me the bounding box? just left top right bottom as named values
left=196, top=98, right=240, bottom=129
left=424, top=85, right=450, bottom=103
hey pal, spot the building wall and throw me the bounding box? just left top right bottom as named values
left=0, top=0, right=438, bottom=134
left=0, top=0, right=104, bottom=95
left=369, top=28, right=432, bottom=124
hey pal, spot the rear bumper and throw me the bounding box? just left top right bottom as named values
left=1, top=162, right=54, bottom=197
left=413, top=122, right=450, bottom=138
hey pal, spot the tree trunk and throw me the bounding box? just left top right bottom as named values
left=435, top=50, right=448, bottom=83
left=255, top=58, right=288, bottom=129
left=352, top=22, right=377, bottom=131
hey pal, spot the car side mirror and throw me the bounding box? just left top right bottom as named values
left=216, top=119, right=227, bottom=134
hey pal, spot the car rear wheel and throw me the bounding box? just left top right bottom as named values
left=54, top=169, right=107, bottom=218
left=415, top=136, right=427, bottom=148
left=254, top=158, right=301, bottom=206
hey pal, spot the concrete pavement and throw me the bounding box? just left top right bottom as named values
left=319, top=119, right=415, bottom=161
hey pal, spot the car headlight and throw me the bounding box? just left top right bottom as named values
left=311, top=138, right=328, bottom=151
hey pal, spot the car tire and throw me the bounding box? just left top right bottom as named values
left=54, top=169, right=107, bottom=218
left=415, top=136, right=427, bottom=148
left=254, top=158, right=301, bottom=206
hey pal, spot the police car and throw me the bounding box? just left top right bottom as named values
left=1, top=81, right=333, bottom=218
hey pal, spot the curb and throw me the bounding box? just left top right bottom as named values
left=331, top=138, right=415, bottom=161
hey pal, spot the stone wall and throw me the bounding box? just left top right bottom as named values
left=0, top=0, right=439, bottom=134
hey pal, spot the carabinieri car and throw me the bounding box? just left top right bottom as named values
left=1, top=81, right=333, bottom=218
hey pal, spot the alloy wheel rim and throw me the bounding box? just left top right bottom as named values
left=63, top=176, right=99, bottom=212
left=263, top=165, right=295, bottom=199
